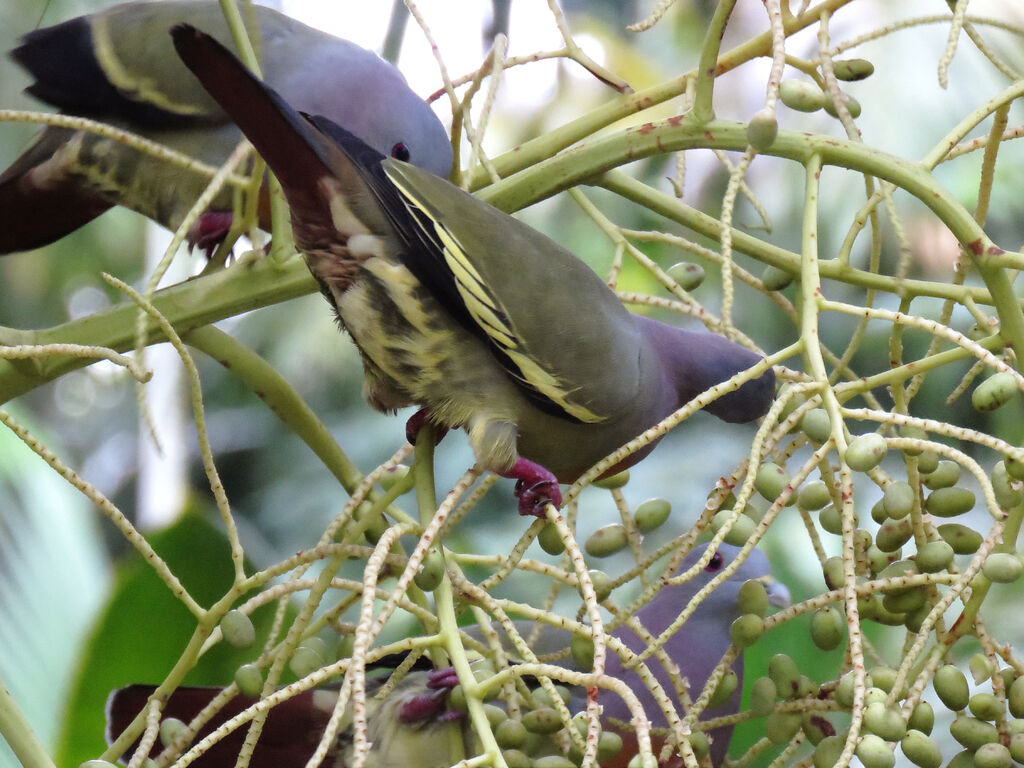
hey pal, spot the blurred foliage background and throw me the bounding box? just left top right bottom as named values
left=2, top=1, right=1024, bottom=767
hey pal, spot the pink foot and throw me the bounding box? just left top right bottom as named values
left=187, top=211, right=234, bottom=258
left=397, top=667, right=460, bottom=723
left=405, top=408, right=449, bottom=446
left=502, top=457, right=562, bottom=517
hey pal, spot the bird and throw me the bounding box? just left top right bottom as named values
left=0, top=1, right=452, bottom=255
left=169, top=25, right=776, bottom=516
left=104, top=543, right=790, bottom=768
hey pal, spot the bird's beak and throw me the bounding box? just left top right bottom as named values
left=757, top=575, right=792, bottom=609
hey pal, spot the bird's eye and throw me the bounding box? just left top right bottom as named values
left=705, top=552, right=724, bottom=572
left=391, top=142, right=411, bottom=161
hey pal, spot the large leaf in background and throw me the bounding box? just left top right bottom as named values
left=0, top=411, right=109, bottom=768
left=57, top=511, right=288, bottom=766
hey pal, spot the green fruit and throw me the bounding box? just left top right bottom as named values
left=688, top=731, right=710, bottom=759
left=801, top=409, right=832, bottom=444
left=871, top=499, right=889, bottom=524
left=833, top=58, right=875, bottom=81
left=868, top=545, right=900, bottom=575
left=982, top=552, right=1023, bottom=583
left=906, top=604, right=931, bottom=634
left=935, top=664, right=970, bottom=711
left=747, top=108, right=779, bottom=150
left=845, top=433, right=888, bottom=471
left=756, top=462, right=791, bottom=502
left=972, top=371, right=1018, bottom=411
left=992, top=461, right=1022, bottom=508
left=666, top=261, right=705, bottom=291
left=1009, top=676, right=1024, bottom=718
left=900, top=729, right=941, bottom=768
left=533, top=757, right=576, bottom=768
left=864, top=687, right=888, bottom=707
left=835, top=670, right=867, bottom=709
left=950, top=716, right=998, bottom=751
left=900, top=425, right=928, bottom=455
left=908, top=701, right=934, bottom=735
left=221, top=609, right=256, bottom=649
left=449, top=684, right=467, bottom=712
left=414, top=549, right=445, bottom=591
left=864, top=701, right=906, bottom=741
left=1006, top=454, right=1024, bottom=480
left=531, top=686, right=570, bottom=708
left=762, top=265, right=794, bottom=291
left=765, top=711, right=802, bottom=744
left=80, top=763, right=120, bottom=768
left=945, top=750, right=975, bottom=768
left=855, top=733, right=894, bottom=768
left=769, top=654, right=802, bottom=699
left=234, top=663, right=263, bottom=698
left=737, top=579, right=770, bottom=617
left=883, top=482, right=915, bottom=518
left=1011, top=733, right=1024, bottom=764
left=938, top=524, right=983, bottom=554
left=587, top=570, right=612, bottom=602
left=870, top=666, right=903, bottom=697
left=288, top=645, right=325, bottom=679
left=522, top=708, right=563, bottom=735
left=570, top=633, right=594, bottom=670
left=729, top=614, right=764, bottom=648
left=819, top=504, right=855, bottom=535
left=922, top=460, right=960, bottom=489
left=968, top=692, right=1004, bottom=721
left=878, top=560, right=919, bottom=594
left=750, top=676, right=778, bottom=716
left=925, top=487, right=975, bottom=517
left=593, top=470, right=629, bottom=489
left=780, top=79, right=827, bottom=111
left=501, top=750, right=530, bottom=768
left=711, top=509, right=756, bottom=545
left=974, top=743, right=1012, bottom=768
left=483, top=704, right=507, bottom=727
left=584, top=524, right=629, bottom=558
left=813, top=735, right=845, bottom=768
left=598, top=730, right=624, bottom=761
left=801, top=712, right=833, bottom=745
left=708, top=668, right=739, bottom=707
left=876, top=517, right=913, bottom=552
left=883, top=586, right=926, bottom=614
left=495, top=719, right=528, bottom=749
left=811, top=606, right=844, bottom=650
left=538, top=522, right=565, bottom=555
left=379, top=464, right=410, bottom=490
left=916, top=541, right=954, bottom=573
left=823, top=92, right=862, bottom=119
left=633, top=498, right=671, bottom=532
left=916, top=450, right=940, bottom=474
left=798, top=480, right=832, bottom=511
left=159, top=717, right=187, bottom=748
left=822, top=556, right=846, bottom=590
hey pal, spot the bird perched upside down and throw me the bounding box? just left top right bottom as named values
left=169, top=25, right=775, bottom=516
left=105, top=544, right=790, bottom=768
left=0, top=1, right=452, bottom=255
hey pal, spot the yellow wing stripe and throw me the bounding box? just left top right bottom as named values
left=385, top=168, right=604, bottom=424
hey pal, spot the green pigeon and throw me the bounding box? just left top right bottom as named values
left=105, top=543, right=789, bottom=767
left=169, top=24, right=775, bottom=516
left=0, top=1, right=451, bottom=254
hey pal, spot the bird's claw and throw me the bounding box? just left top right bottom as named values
left=513, top=479, right=562, bottom=517
left=405, top=408, right=449, bottom=446
left=397, top=667, right=461, bottom=723
left=503, top=457, right=562, bottom=516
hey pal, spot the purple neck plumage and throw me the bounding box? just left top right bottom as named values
left=633, top=314, right=774, bottom=425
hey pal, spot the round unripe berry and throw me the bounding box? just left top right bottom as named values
left=845, top=433, right=887, bottom=471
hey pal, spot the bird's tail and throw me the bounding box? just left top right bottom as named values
left=0, top=132, right=112, bottom=254
left=170, top=24, right=389, bottom=241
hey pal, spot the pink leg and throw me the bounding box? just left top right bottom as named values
left=187, top=211, right=234, bottom=258
left=397, top=667, right=461, bottom=723
left=405, top=408, right=449, bottom=446
left=501, top=457, right=563, bottom=517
